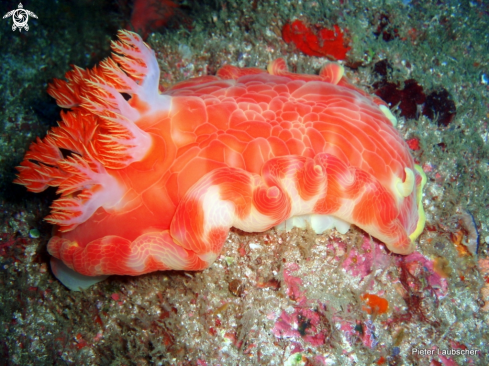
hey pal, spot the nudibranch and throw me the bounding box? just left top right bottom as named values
left=15, top=30, right=426, bottom=290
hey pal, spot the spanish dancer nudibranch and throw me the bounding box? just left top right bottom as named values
left=15, top=31, right=427, bottom=291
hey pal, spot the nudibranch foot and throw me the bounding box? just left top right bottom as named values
left=50, top=257, right=109, bottom=292
left=15, top=30, right=426, bottom=290
left=275, top=214, right=351, bottom=235
left=48, top=232, right=208, bottom=277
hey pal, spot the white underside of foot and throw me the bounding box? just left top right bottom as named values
left=275, top=214, right=351, bottom=234
left=50, top=257, right=109, bottom=291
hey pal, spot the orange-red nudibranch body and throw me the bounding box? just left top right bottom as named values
left=15, top=31, right=426, bottom=290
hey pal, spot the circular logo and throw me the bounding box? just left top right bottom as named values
left=3, top=3, right=38, bottom=32
left=12, top=7, right=29, bottom=31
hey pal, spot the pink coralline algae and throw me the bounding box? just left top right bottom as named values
left=401, top=252, right=448, bottom=298
left=341, top=236, right=392, bottom=278
left=272, top=307, right=327, bottom=346
left=339, top=319, right=378, bottom=349
left=478, top=258, right=489, bottom=312
left=283, top=263, right=307, bottom=304
left=273, top=257, right=387, bottom=353
left=273, top=263, right=327, bottom=346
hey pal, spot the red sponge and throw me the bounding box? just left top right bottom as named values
left=282, top=20, right=351, bottom=60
